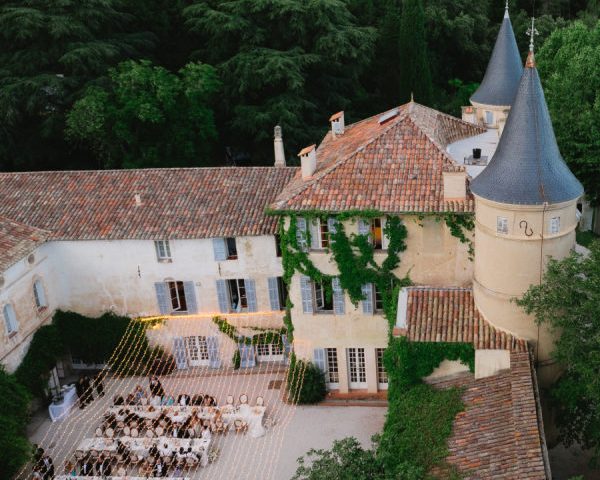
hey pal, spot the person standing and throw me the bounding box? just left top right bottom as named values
left=76, top=377, right=85, bottom=409
left=149, top=375, right=165, bottom=399
left=93, top=373, right=105, bottom=398
left=82, top=375, right=93, bottom=405
left=40, top=454, right=54, bottom=480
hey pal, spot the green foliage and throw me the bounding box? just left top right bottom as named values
left=14, top=325, right=64, bottom=398
left=232, top=350, right=241, bottom=370
left=212, top=316, right=285, bottom=347
left=292, top=437, right=385, bottom=480
left=0, top=367, right=32, bottom=480
left=287, top=356, right=327, bottom=405
left=66, top=59, right=221, bottom=168
left=537, top=21, right=600, bottom=205
left=183, top=0, right=375, bottom=159
left=440, top=213, right=475, bottom=259
left=517, top=241, right=600, bottom=459
left=398, top=0, right=432, bottom=104
left=576, top=228, right=600, bottom=247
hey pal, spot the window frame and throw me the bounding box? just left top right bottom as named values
left=3, top=303, right=18, bottom=336
left=276, top=277, right=288, bottom=309
left=370, top=218, right=384, bottom=250
left=314, top=281, right=333, bottom=313
left=485, top=110, right=494, bottom=125
left=154, top=240, right=172, bottom=262
left=325, top=348, right=340, bottom=386
left=167, top=280, right=188, bottom=313
left=496, top=216, right=508, bottom=235
left=549, top=217, right=560, bottom=235
left=225, top=237, right=238, bottom=260
left=318, top=218, right=330, bottom=249
left=274, top=234, right=282, bottom=257
left=376, top=348, right=388, bottom=388
left=373, top=284, right=384, bottom=312
left=227, top=279, right=248, bottom=311
left=33, top=279, right=48, bottom=310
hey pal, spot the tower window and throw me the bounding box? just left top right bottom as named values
left=485, top=111, right=494, bottom=125
left=496, top=216, right=508, bottom=234
left=549, top=217, right=560, bottom=234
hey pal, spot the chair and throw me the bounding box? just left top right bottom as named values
left=90, top=450, right=99, bottom=459
left=226, top=395, right=234, bottom=406
left=255, top=396, right=264, bottom=407
left=155, top=426, right=164, bottom=437
left=239, top=393, right=248, bottom=405
left=140, top=397, right=148, bottom=406
left=185, top=456, right=199, bottom=468
left=95, top=427, right=103, bottom=437
left=117, top=465, right=127, bottom=476
left=163, top=456, right=172, bottom=465
left=234, top=419, right=247, bottom=434
left=130, top=428, right=139, bottom=438
left=105, top=427, right=114, bottom=438
left=122, top=426, right=131, bottom=437
left=145, top=429, right=155, bottom=438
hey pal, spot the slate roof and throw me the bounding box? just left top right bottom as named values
left=471, top=52, right=584, bottom=205
left=0, top=216, right=49, bottom=272
left=430, top=351, right=549, bottom=479
left=272, top=102, right=485, bottom=214
left=396, top=287, right=528, bottom=352
left=0, top=167, right=298, bottom=241
left=470, top=10, right=523, bottom=107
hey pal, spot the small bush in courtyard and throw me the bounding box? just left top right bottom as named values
left=287, top=357, right=326, bottom=404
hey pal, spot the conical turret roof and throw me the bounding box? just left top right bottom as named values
left=470, top=52, right=583, bottom=205
left=470, top=10, right=523, bottom=107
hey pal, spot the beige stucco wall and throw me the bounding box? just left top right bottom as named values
left=473, top=196, right=578, bottom=365
left=474, top=349, right=511, bottom=379
left=470, top=101, right=510, bottom=130
left=426, top=359, right=470, bottom=380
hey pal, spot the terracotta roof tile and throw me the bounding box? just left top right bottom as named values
left=0, top=167, right=298, bottom=241
left=400, top=287, right=528, bottom=352
left=429, top=352, right=549, bottom=479
left=0, top=215, right=49, bottom=272
left=272, top=102, right=485, bottom=213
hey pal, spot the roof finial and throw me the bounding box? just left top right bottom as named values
left=504, top=0, right=509, bottom=18
left=525, top=17, right=539, bottom=67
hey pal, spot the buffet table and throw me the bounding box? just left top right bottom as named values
left=49, top=384, right=77, bottom=422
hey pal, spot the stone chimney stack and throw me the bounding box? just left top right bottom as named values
left=299, top=145, right=317, bottom=180
left=330, top=111, right=345, bottom=137
left=274, top=125, right=286, bottom=167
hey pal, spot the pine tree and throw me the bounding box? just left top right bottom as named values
left=398, top=0, right=432, bottom=105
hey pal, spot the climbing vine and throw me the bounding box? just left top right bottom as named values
left=416, top=212, right=475, bottom=259
left=212, top=316, right=285, bottom=347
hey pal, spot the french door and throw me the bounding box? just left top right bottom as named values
left=185, top=336, right=210, bottom=367
left=346, top=347, right=367, bottom=389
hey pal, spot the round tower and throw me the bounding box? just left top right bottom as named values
left=470, top=39, right=584, bottom=382
left=468, top=3, right=522, bottom=133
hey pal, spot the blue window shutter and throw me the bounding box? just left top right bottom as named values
left=173, top=337, right=188, bottom=370
left=358, top=219, right=370, bottom=236
left=300, top=275, right=314, bottom=314
left=208, top=336, right=221, bottom=369
left=216, top=280, right=229, bottom=313
left=362, top=284, right=374, bottom=314
left=296, top=218, right=308, bottom=252
left=239, top=343, right=256, bottom=369
left=327, top=218, right=337, bottom=235
left=212, top=238, right=227, bottom=261
left=332, top=278, right=345, bottom=315
left=245, top=279, right=257, bottom=312
left=268, top=277, right=280, bottom=311
left=155, top=282, right=170, bottom=314
left=309, top=219, right=320, bottom=249
left=183, top=282, right=197, bottom=313
left=313, top=348, right=327, bottom=373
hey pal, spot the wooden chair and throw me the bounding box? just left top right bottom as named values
left=239, top=393, right=248, bottom=405
left=226, top=395, right=234, bottom=406
left=130, top=427, right=139, bottom=438
left=255, top=396, right=264, bottom=407
left=122, top=426, right=131, bottom=436
left=234, top=419, right=247, bottom=434
left=105, top=427, right=114, bottom=438
left=94, top=427, right=103, bottom=437
left=155, top=426, right=164, bottom=437
left=145, top=429, right=155, bottom=438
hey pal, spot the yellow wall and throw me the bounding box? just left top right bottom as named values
left=470, top=101, right=510, bottom=130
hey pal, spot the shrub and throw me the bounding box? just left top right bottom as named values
left=287, top=357, right=326, bottom=404
left=149, top=348, right=176, bottom=376
left=0, top=368, right=32, bottom=479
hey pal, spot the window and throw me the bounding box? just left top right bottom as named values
left=374, top=284, right=384, bottom=312
left=314, top=281, right=333, bottom=312
left=226, top=237, right=238, bottom=259
left=376, top=348, right=388, bottom=385
left=370, top=218, right=383, bottom=249
left=325, top=348, right=339, bottom=384
left=347, top=348, right=367, bottom=387
left=167, top=281, right=188, bottom=312
left=3, top=304, right=18, bottom=335
left=485, top=111, right=494, bottom=125
left=550, top=217, right=560, bottom=234
left=318, top=218, right=329, bottom=248
left=227, top=279, right=247, bottom=311
left=257, top=343, right=270, bottom=357
left=155, top=240, right=172, bottom=262
left=496, top=216, right=508, bottom=234
left=277, top=277, right=288, bottom=309
left=274, top=234, right=282, bottom=257
left=33, top=280, right=47, bottom=309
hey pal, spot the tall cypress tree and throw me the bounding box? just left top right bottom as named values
left=398, top=0, right=432, bottom=105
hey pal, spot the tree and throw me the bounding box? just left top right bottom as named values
left=66, top=60, right=220, bottom=169
left=518, top=241, right=600, bottom=458
left=292, top=437, right=385, bottom=480
left=183, top=0, right=375, bottom=161
left=536, top=21, right=600, bottom=205
left=398, top=0, right=432, bottom=104
left=0, top=0, right=155, bottom=170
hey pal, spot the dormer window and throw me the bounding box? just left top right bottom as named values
left=226, top=237, right=238, bottom=259
left=155, top=240, right=172, bottom=262
left=497, top=216, right=508, bottom=234
left=370, top=219, right=383, bottom=250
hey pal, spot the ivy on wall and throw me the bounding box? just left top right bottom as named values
left=416, top=212, right=475, bottom=259
left=212, top=316, right=285, bottom=347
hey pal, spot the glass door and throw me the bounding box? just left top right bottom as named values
left=347, top=347, right=367, bottom=389
left=185, top=336, right=210, bottom=367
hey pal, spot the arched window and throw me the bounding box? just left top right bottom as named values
left=3, top=304, right=18, bottom=335
left=33, top=280, right=47, bottom=309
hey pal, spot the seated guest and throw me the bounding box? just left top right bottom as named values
left=161, top=395, right=175, bottom=406
left=79, top=456, right=94, bottom=476
left=170, top=423, right=183, bottom=438
left=148, top=445, right=159, bottom=458
left=185, top=447, right=198, bottom=460
left=177, top=393, right=191, bottom=406
left=191, top=394, right=204, bottom=406
left=114, top=395, right=124, bottom=406
left=133, top=384, right=146, bottom=403
left=95, top=454, right=112, bottom=477
left=172, top=461, right=185, bottom=478
left=32, top=465, right=43, bottom=480
left=153, top=458, right=168, bottom=478
left=125, top=393, right=136, bottom=405
left=201, top=424, right=212, bottom=440
left=63, top=460, right=77, bottom=477
left=40, top=454, right=54, bottom=480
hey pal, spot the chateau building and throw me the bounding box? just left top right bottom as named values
left=0, top=6, right=584, bottom=479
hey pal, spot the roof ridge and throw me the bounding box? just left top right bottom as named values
left=0, top=166, right=300, bottom=176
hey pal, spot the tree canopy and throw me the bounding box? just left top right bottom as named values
left=537, top=20, right=600, bottom=205
left=518, top=241, right=600, bottom=458
left=66, top=60, right=220, bottom=168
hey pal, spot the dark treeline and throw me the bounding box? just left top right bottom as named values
left=0, top=0, right=597, bottom=171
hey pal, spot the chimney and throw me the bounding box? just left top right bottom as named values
left=134, top=193, right=142, bottom=207
left=273, top=125, right=286, bottom=167
left=329, top=111, right=345, bottom=137
left=298, top=145, right=317, bottom=180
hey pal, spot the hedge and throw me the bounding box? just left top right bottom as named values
left=287, top=355, right=327, bottom=404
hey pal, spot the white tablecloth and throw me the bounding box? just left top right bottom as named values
left=222, top=404, right=266, bottom=438
left=55, top=477, right=190, bottom=480
left=49, top=385, right=77, bottom=422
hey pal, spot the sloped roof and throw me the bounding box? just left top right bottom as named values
left=470, top=10, right=523, bottom=107
left=0, top=216, right=49, bottom=272
left=471, top=53, right=584, bottom=205
left=430, top=352, right=549, bottom=479
left=396, top=287, right=528, bottom=352
left=0, top=167, right=298, bottom=241
left=272, top=102, right=485, bottom=213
